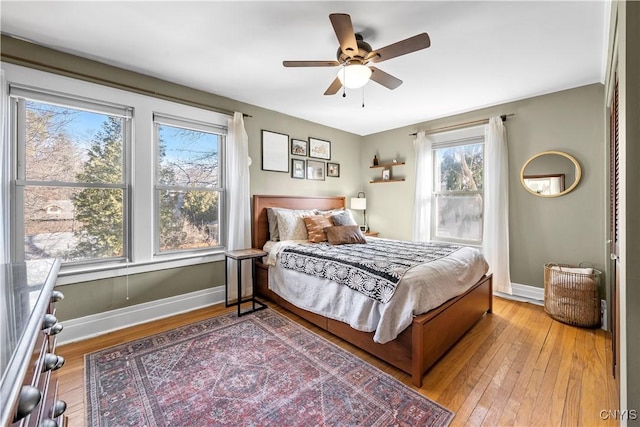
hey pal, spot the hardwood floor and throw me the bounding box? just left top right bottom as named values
left=56, top=296, right=619, bottom=426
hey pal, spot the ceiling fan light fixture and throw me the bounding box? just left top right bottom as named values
left=337, top=64, right=372, bottom=89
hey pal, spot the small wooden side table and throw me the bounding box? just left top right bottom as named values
left=364, top=231, right=380, bottom=237
left=224, top=248, right=268, bottom=317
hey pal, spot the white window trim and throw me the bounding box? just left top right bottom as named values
left=2, top=63, right=230, bottom=283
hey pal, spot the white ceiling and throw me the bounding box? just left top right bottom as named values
left=0, top=1, right=608, bottom=136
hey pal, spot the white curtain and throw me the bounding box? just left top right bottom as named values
left=226, top=112, right=252, bottom=299
left=483, top=117, right=512, bottom=294
left=0, top=70, right=8, bottom=264
left=412, top=131, right=433, bottom=241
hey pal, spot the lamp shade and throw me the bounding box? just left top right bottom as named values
left=337, top=64, right=372, bottom=89
left=350, top=197, right=367, bottom=210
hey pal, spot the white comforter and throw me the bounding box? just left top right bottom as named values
left=263, top=238, right=489, bottom=344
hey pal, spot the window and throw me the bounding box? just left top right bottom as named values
left=154, top=115, right=224, bottom=253
left=11, top=88, right=131, bottom=264
left=432, top=136, right=484, bottom=244
left=4, top=62, right=230, bottom=280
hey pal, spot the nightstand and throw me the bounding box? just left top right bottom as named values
left=224, top=248, right=268, bottom=317
left=365, top=231, right=379, bottom=237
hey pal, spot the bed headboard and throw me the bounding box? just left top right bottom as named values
left=252, top=195, right=346, bottom=249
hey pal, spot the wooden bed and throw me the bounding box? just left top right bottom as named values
left=252, top=194, right=493, bottom=387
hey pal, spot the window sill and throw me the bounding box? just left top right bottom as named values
left=432, top=238, right=483, bottom=249
left=56, top=251, right=225, bottom=285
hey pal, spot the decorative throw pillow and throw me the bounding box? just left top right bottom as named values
left=266, top=208, right=280, bottom=241
left=303, top=215, right=334, bottom=243
left=324, top=225, right=367, bottom=245
left=331, top=210, right=357, bottom=226
left=274, top=208, right=316, bottom=241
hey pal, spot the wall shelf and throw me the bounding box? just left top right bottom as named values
left=369, top=160, right=405, bottom=183
left=370, top=178, right=406, bottom=183
left=370, top=161, right=406, bottom=169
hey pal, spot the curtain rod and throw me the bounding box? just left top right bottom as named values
left=1, top=53, right=252, bottom=119
left=409, top=113, right=514, bottom=137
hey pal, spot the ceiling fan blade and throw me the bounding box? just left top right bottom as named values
left=367, top=33, right=431, bottom=63
left=324, top=77, right=343, bottom=95
left=283, top=60, right=340, bottom=67
left=369, top=66, right=403, bottom=90
left=329, top=13, right=358, bottom=57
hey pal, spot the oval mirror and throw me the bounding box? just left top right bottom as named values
left=520, top=151, right=582, bottom=197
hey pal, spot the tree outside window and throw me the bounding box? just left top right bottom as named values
left=155, top=119, right=223, bottom=253
left=433, top=140, right=484, bottom=243
left=17, top=99, right=128, bottom=263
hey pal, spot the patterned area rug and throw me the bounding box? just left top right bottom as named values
left=86, top=309, right=454, bottom=426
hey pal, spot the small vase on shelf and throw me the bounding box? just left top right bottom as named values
left=373, top=155, right=378, bottom=166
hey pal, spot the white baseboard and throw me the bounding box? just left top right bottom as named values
left=496, top=282, right=544, bottom=305
left=57, top=286, right=225, bottom=346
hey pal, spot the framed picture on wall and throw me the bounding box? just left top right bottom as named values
left=291, top=139, right=308, bottom=156
left=261, top=130, right=289, bottom=172
left=306, top=159, right=325, bottom=181
left=327, top=162, right=340, bottom=177
left=291, top=158, right=305, bottom=179
left=309, top=137, right=331, bottom=160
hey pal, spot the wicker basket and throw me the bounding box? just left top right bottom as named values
left=544, top=263, right=602, bottom=328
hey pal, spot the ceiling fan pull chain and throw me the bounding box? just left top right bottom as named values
left=362, top=86, right=365, bottom=108
left=342, top=65, right=347, bottom=97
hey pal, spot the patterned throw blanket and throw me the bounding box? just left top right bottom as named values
left=279, top=239, right=462, bottom=303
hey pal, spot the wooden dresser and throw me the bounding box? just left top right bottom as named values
left=0, top=259, right=67, bottom=427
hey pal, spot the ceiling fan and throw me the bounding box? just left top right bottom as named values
left=283, top=13, right=431, bottom=95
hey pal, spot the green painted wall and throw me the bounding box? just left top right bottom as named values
left=58, top=262, right=224, bottom=320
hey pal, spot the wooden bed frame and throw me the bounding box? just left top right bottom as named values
left=252, top=195, right=493, bottom=387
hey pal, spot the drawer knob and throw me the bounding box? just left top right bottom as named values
left=49, top=322, right=64, bottom=335
left=51, top=290, right=65, bottom=302
left=52, top=400, right=67, bottom=417
left=13, top=385, right=42, bottom=422
left=53, top=355, right=65, bottom=370
left=42, top=353, right=58, bottom=372
left=42, top=354, right=65, bottom=372
left=42, top=314, right=58, bottom=330
left=40, top=419, right=58, bottom=427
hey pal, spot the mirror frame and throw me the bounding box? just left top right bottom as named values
left=520, top=150, right=582, bottom=197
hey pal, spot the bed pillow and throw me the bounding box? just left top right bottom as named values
left=274, top=208, right=316, bottom=241
left=315, top=207, right=344, bottom=215
left=324, top=225, right=367, bottom=245
left=330, top=210, right=358, bottom=226
left=303, top=215, right=334, bottom=243
left=266, top=208, right=280, bottom=241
